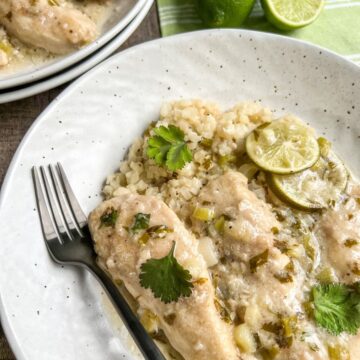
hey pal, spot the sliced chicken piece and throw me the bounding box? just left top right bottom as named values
left=0, top=0, right=97, bottom=54
left=315, top=197, right=360, bottom=283
left=195, top=171, right=281, bottom=262
left=89, top=188, right=243, bottom=360
left=195, top=172, right=303, bottom=324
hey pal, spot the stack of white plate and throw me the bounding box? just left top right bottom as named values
left=0, top=0, right=154, bottom=104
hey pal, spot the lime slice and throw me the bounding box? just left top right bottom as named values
left=246, top=117, right=320, bottom=174
left=268, top=151, right=348, bottom=210
left=261, top=0, right=324, bottom=31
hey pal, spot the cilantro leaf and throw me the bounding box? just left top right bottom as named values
left=147, top=125, right=192, bottom=171
left=139, top=242, right=194, bottom=303
left=166, top=142, right=193, bottom=172
left=131, top=213, right=150, bottom=234
left=312, top=283, right=360, bottom=335
left=100, top=207, right=118, bottom=228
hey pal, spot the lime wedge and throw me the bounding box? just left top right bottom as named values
left=261, top=0, right=324, bottom=31
left=268, top=151, right=348, bottom=210
left=245, top=117, right=320, bottom=175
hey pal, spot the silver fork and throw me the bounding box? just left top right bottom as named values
left=32, top=163, right=166, bottom=360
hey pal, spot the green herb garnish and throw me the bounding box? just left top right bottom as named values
left=139, top=242, right=194, bottom=303
left=249, top=249, right=269, bottom=273
left=344, top=239, right=358, bottom=248
left=312, top=283, right=360, bottom=335
left=131, top=213, right=150, bottom=234
left=262, top=315, right=297, bottom=349
left=147, top=125, right=192, bottom=171
left=100, top=207, right=118, bottom=228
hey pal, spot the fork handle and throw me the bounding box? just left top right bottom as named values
left=88, top=263, right=166, bottom=360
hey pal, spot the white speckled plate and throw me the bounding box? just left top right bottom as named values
left=0, top=0, right=154, bottom=104
left=0, top=0, right=147, bottom=90
left=0, top=30, right=359, bottom=360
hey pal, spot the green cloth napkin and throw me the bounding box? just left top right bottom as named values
left=157, top=0, right=360, bottom=65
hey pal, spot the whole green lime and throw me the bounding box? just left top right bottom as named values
left=196, top=0, right=256, bottom=28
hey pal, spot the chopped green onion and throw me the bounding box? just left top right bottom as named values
left=192, top=207, right=215, bottom=221
left=344, top=239, right=358, bottom=248
left=351, top=264, right=360, bottom=275
left=316, top=267, right=337, bottom=284
left=147, top=225, right=173, bottom=235
left=249, top=249, right=269, bottom=273
left=203, top=157, right=213, bottom=170
left=282, top=316, right=297, bottom=338
left=138, top=232, right=150, bottom=246
left=303, top=234, right=316, bottom=262
left=218, top=154, right=237, bottom=168
left=164, top=313, right=176, bottom=325
left=271, top=227, right=279, bottom=235
left=262, top=316, right=297, bottom=349
left=285, top=244, right=302, bottom=259
left=259, top=346, right=279, bottom=360
left=214, top=215, right=227, bottom=234
left=199, top=137, right=213, bottom=148
left=274, top=271, right=293, bottom=283
left=131, top=213, right=150, bottom=234
left=214, top=298, right=232, bottom=324
left=100, top=207, right=118, bottom=228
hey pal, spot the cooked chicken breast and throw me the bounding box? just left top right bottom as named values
left=315, top=196, right=360, bottom=283
left=195, top=171, right=280, bottom=261
left=0, top=0, right=97, bottom=54
left=89, top=188, right=243, bottom=360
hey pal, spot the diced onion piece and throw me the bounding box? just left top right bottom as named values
left=244, top=304, right=261, bottom=329
left=198, top=237, right=218, bottom=267
left=183, top=257, right=203, bottom=278
left=192, top=207, right=215, bottom=221
left=234, top=324, right=257, bottom=353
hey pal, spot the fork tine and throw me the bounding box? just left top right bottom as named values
left=49, top=164, right=82, bottom=238
left=32, top=167, right=59, bottom=242
left=56, top=162, right=88, bottom=229
left=40, top=166, right=71, bottom=242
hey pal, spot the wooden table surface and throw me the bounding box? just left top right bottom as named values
left=0, top=4, right=160, bottom=358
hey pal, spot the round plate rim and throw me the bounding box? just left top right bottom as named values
left=0, top=28, right=358, bottom=359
